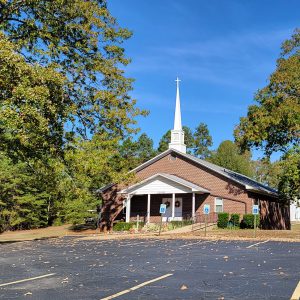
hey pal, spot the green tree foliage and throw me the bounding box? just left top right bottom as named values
left=157, top=130, right=171, bottom=153
left=193, top=123, right=212, bottom=158
left=158, top=126, right=194, bottom=153
left=0, top=33, right=70, bottom=161
left=235, top=29, right=300, bottom=156
left=278, top=146, right=300, bottom=204
left=136, top=133, right=157, bottom=163
left=118, top=133, right=157, bottom=169
left=0, top=1, right=146, bottom=229
left=208, top=140, right=254, bottom=177
left=59, top=133, right=134, bottom=224
left=157, top=124, right=212, bottom=156
left=0, top=153, right=50, bottom=230
left=0, top=0, right=146, bottom=139
left=234, top=29, right=300, bottom=201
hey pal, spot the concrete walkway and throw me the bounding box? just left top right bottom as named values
left=161, top=223, right=216, bottom=235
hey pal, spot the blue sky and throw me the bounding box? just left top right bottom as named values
left=108, top=0, right=299, bottom=160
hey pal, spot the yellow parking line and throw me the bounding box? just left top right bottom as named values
left=291, top=281, right=300, bottom=300
left=246, top=240, right=270, bottom=249
left=100, top=273, right=173, bottom=300
left=0, top=273, right=56, bottom=287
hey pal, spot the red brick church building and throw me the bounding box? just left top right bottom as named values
left=100, top=79, right=290, bottom=231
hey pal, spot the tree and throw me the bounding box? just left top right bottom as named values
left=118, top=133, right=156, bottom=169
left=0, top=1, right=146, bottom=229
left=0, top=33, right=70, bottom=162
left=0, top=152, right=55, bottom=230
left=278, top=146, right=300, bottom=204
left=253, top=158, right=282, bottom=188
left=193, top=123, right=212, bottom=159
left=0, top=0, right=146, bottom=142
left=208, top=140, right=254, bottom=177
left=59, top=133, right=134, bottom=224
left=234, top=28, right=300, bottom=200
left=136, top=133, right=157, bottom=163
left=157, top=130, right=171, bottom=153
left=157, top=126, right=195, bottom=153
left=234, top=28, right=300, bottom=156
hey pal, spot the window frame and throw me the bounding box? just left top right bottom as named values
left=214, top=197, right=224, bottom=213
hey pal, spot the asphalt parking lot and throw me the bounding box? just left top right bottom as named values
left=0, top=237, right=299, bottom=299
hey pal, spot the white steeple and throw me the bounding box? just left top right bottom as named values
left=168, top=77, right=186, bottom=153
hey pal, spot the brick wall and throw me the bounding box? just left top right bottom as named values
left=102, top=151, right=290, bottom=230
left=136, top=153, right=253, bottom=214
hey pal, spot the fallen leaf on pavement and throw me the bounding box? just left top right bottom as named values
left=180, top=284, right=188, bottom=290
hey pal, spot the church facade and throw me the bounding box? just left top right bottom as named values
left=100, top=79, right=290, bottom=231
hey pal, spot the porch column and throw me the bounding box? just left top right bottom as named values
left=172, top=193, right=175, bottom=219
left=192, top=192, right=195, bottom=219
left=125, top=194, right=131, bottom=223
left=147, top=194, right=151, bottom=224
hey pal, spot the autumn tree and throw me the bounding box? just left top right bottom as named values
left=0, top=1, right=146, bottom=228
left=235, top=29, right=299, bottom=155
left=253, top=158, right=282, bottom=188
left=0, top=33, right=70, bottom=162
left=235, top=28, right=300, bottom=200
left=0, top=0, right=146, bottom=150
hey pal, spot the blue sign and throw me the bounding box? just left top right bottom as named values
left=203, top=204, right=210, bottom=215
left=160, top=204, right=167, bottom=214
left=252, top=205, right=259, bottom=215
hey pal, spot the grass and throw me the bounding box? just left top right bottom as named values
left=0, top=222, right=299, bottom=243
left=0, top=224, right=99, bottom=243
left=191, top=222, right=300, bottom=240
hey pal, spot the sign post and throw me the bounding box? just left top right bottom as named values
left=159, top=204, right=166, bottom=236
left=203, top=204, right=210, bottom=237
left=252, top=205, right=259, bottom=238
left=136, top=214, right=140, bottom=232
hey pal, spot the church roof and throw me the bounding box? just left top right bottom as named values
left=131, top=148, right=278, bottom=197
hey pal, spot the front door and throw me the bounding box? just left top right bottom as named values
left=162, top=197, right=182, bottom=222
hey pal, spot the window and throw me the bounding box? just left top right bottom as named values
left=215, top=197, right=223, bottom=213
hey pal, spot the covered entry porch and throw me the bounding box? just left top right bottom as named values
left=119, top=173, right=210, bottom=223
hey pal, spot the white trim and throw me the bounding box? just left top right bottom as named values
left=192, top=192, right=195, bottom=219
left=147, top=194, right=151, bottom=224
left=172, top=193, right=175, bottom=219
left=118, top=173, right=210, bottom=194
left=125, top=195, right=131, bottom=222
left=214, top=197, right=223, bottom=213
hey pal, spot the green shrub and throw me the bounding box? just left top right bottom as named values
left=113, top=222, right=135, bottom=231
left=242, top=214, right=260, bottom=229
left=230, top=214, right=240, bottom=227
left=217, top=212, right=229, bottom=228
